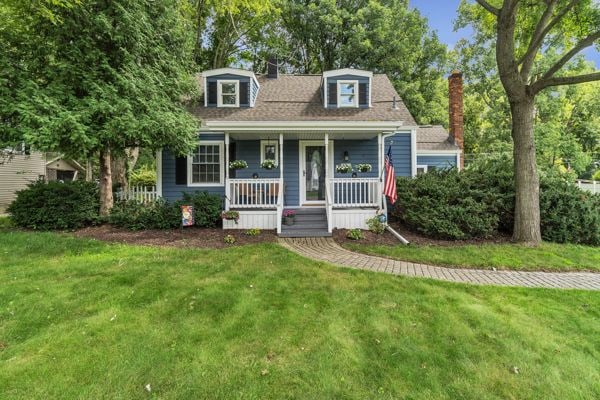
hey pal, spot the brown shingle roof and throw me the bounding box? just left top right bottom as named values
left=417, top=125, right=459, bottom=151
left=193, top=74, right=417, bottom=125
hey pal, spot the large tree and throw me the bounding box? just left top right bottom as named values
left=468, top=0, right=600, bottom=244
left=0, top=0, right=199, bottom=215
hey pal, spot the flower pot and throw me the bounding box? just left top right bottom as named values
left=284, top=216, right=295, bottom=226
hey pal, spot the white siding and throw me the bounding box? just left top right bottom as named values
left=0, top=153, right=46, bottom=212
left=331, top=209, right=378, bottom=229
left=222, top=210, right=277, bottom=229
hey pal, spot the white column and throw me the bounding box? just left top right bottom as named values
left=155, top=149, right=162, bottom=198
left=324, top=132, right=329, bottom=179
left=279, top=133, right=284, bottom=180
left=225, top=133, right=230, bottom=210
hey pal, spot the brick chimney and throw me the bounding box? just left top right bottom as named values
left=448, top=70, right=464, bottom=169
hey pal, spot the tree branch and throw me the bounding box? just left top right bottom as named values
left=518, top=0, right=579, bottom=80
left=475, top=0, right=500, bottom=16
left=531, top=71, right=600, bottom=93
left=536, top=30, right=600, bottom=83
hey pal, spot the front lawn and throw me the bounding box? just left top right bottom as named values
left=1, top=231, right=599, bottom=399
left=343, top=241, right=600, bottom=272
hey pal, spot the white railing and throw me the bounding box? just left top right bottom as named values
left=329, top=178, right=381, bottom=208
left=116, top=185, right=159, bottom=203
left=325, top=179, right=333, bottom=233
left=576, top=180, right=600, bottom=195
left=228, top=178, right=281, bottom=209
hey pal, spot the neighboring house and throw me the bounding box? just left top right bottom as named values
left=46, top=156, right=85, bottom=182
left=0, top=151, right=46, bottom=213
left=157, top=63, right=464, bottom=236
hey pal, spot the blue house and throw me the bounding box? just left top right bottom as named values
left=156, top=65, right=464, bottom=236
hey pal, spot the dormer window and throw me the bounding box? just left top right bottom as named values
left=217, top=80, right=239, bottom=107
left=337, top=80, right=358, bottom=108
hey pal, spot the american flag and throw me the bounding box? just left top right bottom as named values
left=384, top=145, right=397, bottom=204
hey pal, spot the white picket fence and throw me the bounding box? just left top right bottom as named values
left=576, top=180, right=600, bottom=195
left=116, top=185, right=159, bottom=203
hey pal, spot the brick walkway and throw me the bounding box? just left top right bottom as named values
left=279, top=237, right=600, bottom=290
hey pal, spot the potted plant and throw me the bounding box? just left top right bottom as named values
left=355, top=163, right=372, bottom=173
left=221, top=210, right=240, bottom=222
left=282, top=209, right=296, bottom=225
left=229, top=160, right=248, bottom=170
left=261, top=159, right=277, bottom=170
left=336, top=163, right=353, bottom=174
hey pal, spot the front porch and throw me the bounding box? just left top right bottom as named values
left=222, top=131, right=391, bottom=235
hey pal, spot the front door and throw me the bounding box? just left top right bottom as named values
left=299, top=141, right=333, bottom=205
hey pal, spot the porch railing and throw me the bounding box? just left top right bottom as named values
left=228, top=178, right=281, bottom=209
left=276, top=178, right=284, bottom=234
left=576, top=179, right=599, bottom=194
left=329, top=178, right=381, bottom=208
left=325, top=178, right=333, bottom=233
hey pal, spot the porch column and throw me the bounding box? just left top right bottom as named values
left=324, top=133, right=329, bottom=179
left=225, top=132, right=230, bottom=210
left=279, top=133, right=283, bottom=180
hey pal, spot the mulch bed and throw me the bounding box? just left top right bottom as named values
left=73, top=225, right=277, bottom=249
left=333, top=223, right=512, bottom=247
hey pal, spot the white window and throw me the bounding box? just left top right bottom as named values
left=188, top=142, right=224, bottom=186
left=217, top=80, right=239, bottom=107
left=260, top=140, right=279, bottom=164
left=337, top=80, right=359, bottom=108
left=416, top=165, right=428, bottom=175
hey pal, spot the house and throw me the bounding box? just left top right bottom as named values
left=46, top=155, right=85, bottom=182
left=0, top=151, right=46, bottom=213
left=156, top=63, right=464, bottom=236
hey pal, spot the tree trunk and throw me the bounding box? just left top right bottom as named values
left=510, top=98, right=542, bottom=245
left=112, top=156, right=128, bottom=192
left=99, top=147, right=113, bottom=217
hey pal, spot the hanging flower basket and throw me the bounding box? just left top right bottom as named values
left=229, top=160, right=248, bottom=170
left=221, top=210, right=240, bottom=222
left=336, top=163, right=353, bottom=174
left=261, top=159, right=277, bottom=170
left=355, top=163, right=372, bottom=173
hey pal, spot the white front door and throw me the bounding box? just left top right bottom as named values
left=299, top=140, right=334, bottom=205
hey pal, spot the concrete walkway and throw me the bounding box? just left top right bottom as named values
left=279, top=237, right=600, bottom=291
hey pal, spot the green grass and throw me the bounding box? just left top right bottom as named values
left=0, top=231, right=599, bottom=399
left=344, top=242, right=600, bottom=272
left=0, top=216, right=13, bottom=229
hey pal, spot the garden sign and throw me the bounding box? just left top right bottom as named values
left=181, top=205, right=194, bottom=227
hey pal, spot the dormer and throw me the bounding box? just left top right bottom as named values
left=202, top=68, right=260, bottom=108
left=322, top=68, right=372, bottom=109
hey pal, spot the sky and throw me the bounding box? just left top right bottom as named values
left=410, top=0, right=600, bottom=68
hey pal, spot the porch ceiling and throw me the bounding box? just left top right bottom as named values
left=229, top=131, right=380, bottom=140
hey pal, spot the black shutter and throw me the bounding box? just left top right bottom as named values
left=239, top=82, right=249, bottom=106
left=207, top=81, right=217, bottom=105
left=359, top=83, right=368, bottom=106
left=328, top=83, right=337, bottom=106
left=175, top=156, right=187, bottom=185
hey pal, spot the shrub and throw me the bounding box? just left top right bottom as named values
left=8, top=180, right=100, bottom=230
left=346, top=228, right=363, bottom=240
left=224, top=234, right=236, bottom=244
left=0, top=216, right=14, bottom=229
left=129, top=165, right=156, bottom=187
left=392, top=157, right=600, bottom=244
left=109, top=199, right=180, bottom=230
left=245, top=228, right=261, bottom=236
left=593, top=169, right=600, bottom=181
left=540, top=180, right=600, bottom=245
left=177, top=192, right=222, bottom=227
left=366, top=216, right=386, bottom=234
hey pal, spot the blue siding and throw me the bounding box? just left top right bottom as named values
left=386, top=133, right=412, bottom=177
left=234, top=140, right=279, bottom=179
left=417, top=155, right=457, bottom=170
left=206, top=74, right=251, bottom=107
left=327, top=74, right=370, bottom=109
left=161, top=133, right=226, bottom=203
left=333, top=138, right=379, bottom=178
left=283, top=140, right=300, bottom=207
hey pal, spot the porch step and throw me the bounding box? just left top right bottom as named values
left=280, top=207, right=330, bottom=238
